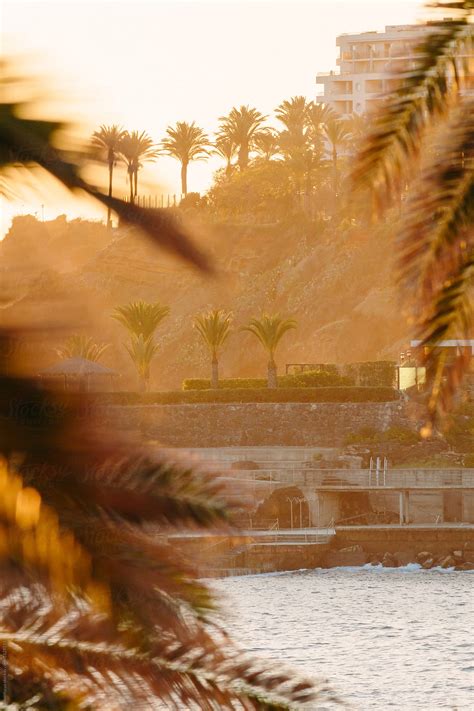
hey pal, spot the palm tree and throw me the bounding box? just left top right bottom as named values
left=345, top=112, right=367, bottom=150
left=112, top=301, right=169, bottom=391
left=253, top=129, right=280, bottom=161
left=125, top=333, right=159, bottom=391
left=218, top=105, right=267, bottom=170
left=306, top=102, right=336, bottom=133
left=91, top=124, right=125, bottom=227
left=275, top=95, right=309, bottom=138
left=112, top=300, right=170, bottom=340
left=161, top=121, right=210, bottom=196
left=323, top=116, right=350, bottom=194
left=351, top=0, right=473, bottom=429
left=119, top=130, right=159, bottom=204
left=242, top=314, right=297, bottom=388
left=55, top=334, right=109, bottom=362
left=194, top=310, right=232, bottom=388
left=213, top=133, right=238, bottom=177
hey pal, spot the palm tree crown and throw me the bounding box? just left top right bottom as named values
left=112, top=301, right=170, bottom=340
left=253, top=130, right=280, bottom=161
left=243, top=314, right=297, bottom=361
left=55, top=334, right=109, bottom=362
left=275, top=95, right=309, bottom=137
left=194, top=310, right=232, bottom=388
left=194, top=310, right=232, bottom=361
left=161, top=121, right=210, bottom=196
left=243, top=314, right=296, bottom=388
left=213, top=133, right=238, bottom=176
left=218, top=105, right=267, bottom=170
left=119, top=130, right=159, bottom=203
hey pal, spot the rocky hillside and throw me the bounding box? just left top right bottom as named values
left=0, top=213, right=410, bottom=388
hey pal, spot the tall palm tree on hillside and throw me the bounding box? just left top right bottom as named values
left=91, top=124, right=125, bottom=227
left=352, top=0, right=474, bottom=429
left=218, top=105, right=267, bottom=170
left=306, top=102, right=336, bottom=132
left=161, top=121, right=210, bottom=196
left=119, top=130, right=159, bottom=204
left=242, top=314, right=297, bottom=388
left=194, top=309, right=232, bottom=388
left=253, top=129, right=280, bottom=161
left=345, top=112, right=367, bottom=149
left=275, top=95, right=310, bottom=138
left=213, top=133, right=238, bottom=177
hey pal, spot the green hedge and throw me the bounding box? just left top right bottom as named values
left=345, top=361, right=396, bottom=387
left=96, top=386, right=399, bottom=405
left=288, top=361, right=396, bottom=387
left=182, top=370, right=353, bottom=391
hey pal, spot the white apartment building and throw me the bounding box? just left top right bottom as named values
left=316, top=23, right=473, bottom=116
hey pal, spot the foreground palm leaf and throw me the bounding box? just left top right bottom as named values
left=0, top=80, right=211, bottom=273
left=351, top=1, right=474, bottom=429
left=0, top=331, right=327, bottom=708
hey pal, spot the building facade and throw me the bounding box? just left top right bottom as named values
left=316, top=23, right=473, bottom=116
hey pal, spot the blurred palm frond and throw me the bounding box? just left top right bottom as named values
left=0, top=330, right=324, bottom=708
left=351, top=2, right=474, bottom=428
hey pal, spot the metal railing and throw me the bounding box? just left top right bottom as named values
left=225, top=467, right=474, bottom=488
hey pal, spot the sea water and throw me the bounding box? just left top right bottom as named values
left=212, top=566, right=474, bottom=709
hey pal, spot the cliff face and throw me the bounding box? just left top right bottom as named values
left=0, top=214, right=409, bottom=388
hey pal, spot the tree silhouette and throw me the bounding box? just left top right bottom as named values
left=218, top=105, right=267, bottom=170
left=119, top=130, right=159, bottom=204
left=242, top=314, right=297, bottom=388
left=91, top=124, right=125, bottom=227
left=161, top=121, right=210, bottom=196
left=194, top=309, right=232, bottom=388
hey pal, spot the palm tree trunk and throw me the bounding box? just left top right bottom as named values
left=211, top=357, right=219, bottom=389
left=332, top=146, right=338, bottom=195
left=129, top=169, right=134, bottom=204
left=238, top=142, right=249, bottom=171
left=107, top=158, right=113, bottom=228
left=181, top=161, right=188, bottom=196
left=134, top=169, right=138, bottom=201
left=267, top=359, right=277, bottom=389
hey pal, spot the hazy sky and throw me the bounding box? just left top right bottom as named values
left=3, top=0, right=425, bottom=231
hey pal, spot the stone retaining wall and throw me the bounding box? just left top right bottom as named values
left=104, top=401, right=417, bottom=447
